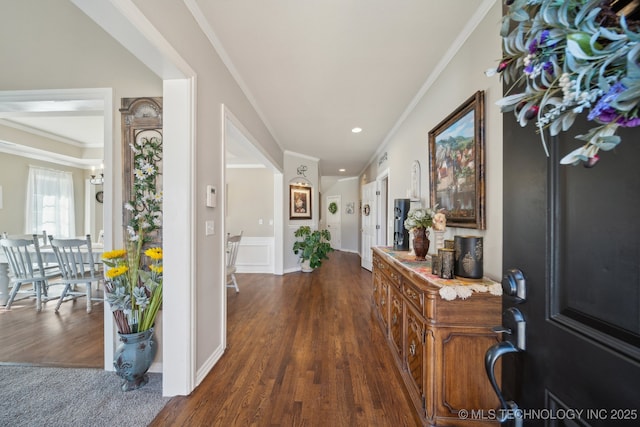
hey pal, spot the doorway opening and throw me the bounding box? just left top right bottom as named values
left=223, top=106, right=284, bottom=277
left=0, top=87, right=112, bottom=368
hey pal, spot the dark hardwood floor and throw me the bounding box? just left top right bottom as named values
left=0, top=284, right=104, bottom=368
left=150, top=251, right=420, bottom=427
left=1, top=251, right=420, bottom=425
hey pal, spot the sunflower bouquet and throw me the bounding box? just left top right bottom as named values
left=102, top=229, right=163, bottom=334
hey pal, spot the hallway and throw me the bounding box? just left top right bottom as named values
left=150, top=250, right=420, bottom=426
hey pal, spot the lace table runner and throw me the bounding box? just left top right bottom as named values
left=378, top=247, right=502, bottom=300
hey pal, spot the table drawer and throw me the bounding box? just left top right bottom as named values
left=403, top=279, right=425, bottom=316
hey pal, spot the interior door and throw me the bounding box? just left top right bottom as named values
left=326, top=195, right=341, bottom=250
left=498, top=113, right=640, bottom=424
left=377, top=175, right=389, bottom=246
left=361, top=181, right=377, bottom=271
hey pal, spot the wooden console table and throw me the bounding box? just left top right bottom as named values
left=372, top=247, right=502, bottom=426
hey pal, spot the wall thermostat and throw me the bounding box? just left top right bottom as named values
left=206, top=185, right=217, bottom=208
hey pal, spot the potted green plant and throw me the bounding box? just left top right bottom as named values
left=293, top=225, right=334, bottom=272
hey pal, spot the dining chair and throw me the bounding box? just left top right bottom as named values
left=0, top=234, right=61, bottom=312
left=3, top=230, right=60, bottom=280
left=226, top=232, right=243, bottom=293
left=48, top=234, right=103, bottom=313
left=2, top=230, right=48, bottom=246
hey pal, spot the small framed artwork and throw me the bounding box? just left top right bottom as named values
left=429, top=90, right=485, bottom=229
left=289, top=185, right=312, bottom=220
left=345, top=202, right=355, bottom=215
left=410, top=160, right=420, bottom=200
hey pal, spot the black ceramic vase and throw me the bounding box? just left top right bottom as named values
left=454, top=236, right=483, bottom=279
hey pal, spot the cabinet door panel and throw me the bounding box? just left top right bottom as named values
left=439, top=331, right=499, bottom=413
left=380, top=281, right=389, bottom=331
left=390, top=286, right=403, bottom=358
left=373, top=271, right=382, bottom=313
left=405, top=304, right=425, bottom=398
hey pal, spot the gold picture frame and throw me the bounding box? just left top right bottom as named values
left=429, top=91, right=485, bottom=229
left=289, top=185, right=312, bottom=220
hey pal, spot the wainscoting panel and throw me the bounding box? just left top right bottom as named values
left=236, top=236, right=274, bottom=274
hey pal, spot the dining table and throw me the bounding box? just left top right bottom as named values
left=0, top=243, right=104, bottom=306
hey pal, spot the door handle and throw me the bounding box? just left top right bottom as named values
left=485, top=269, right=527, bottom=426
left=485, top=342, right=522, bottom=425
left=495, top=307, right=526, bottom=351
left=485, top=306, right=526, bottom=425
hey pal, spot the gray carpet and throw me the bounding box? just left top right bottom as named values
left=0, top=365, right=170, bottom=427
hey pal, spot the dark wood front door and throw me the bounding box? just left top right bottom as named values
left=500, top=112, right=640, bottom=425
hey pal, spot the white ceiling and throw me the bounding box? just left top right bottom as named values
left=0, top=97, right=105, bottom=168
left=2, top=116, right=104, bottom=147
left=195, top=0, right=490, bottom=175
left=0, top=0, right=492, bottom=176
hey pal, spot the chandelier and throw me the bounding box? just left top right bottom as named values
left=90, top=164, right=104, bottom=185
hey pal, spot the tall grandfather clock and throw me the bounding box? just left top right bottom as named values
left=119, top=97, right=163, bottom=243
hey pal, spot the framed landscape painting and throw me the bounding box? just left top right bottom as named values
left=289, top=185, right=312, bottom=220
left=428, top=91, right=485, bottom=229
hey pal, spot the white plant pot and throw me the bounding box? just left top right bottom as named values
left=300, top=259, right=314, bottom=273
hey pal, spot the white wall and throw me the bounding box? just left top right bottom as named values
left=235, top=236, right=275, bottom=274
left=360, top=2, right=503, bottom=280
left=226, top=167, right=274, bottom=237
left=284, top=151, right=319, bottom=272
left=130, top=0, right=284, bottom=386
left=322, top=176, right=360, bottom=253
left=226, top=167, right=275, bottom=273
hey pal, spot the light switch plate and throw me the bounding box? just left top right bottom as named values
left=205, top=220, right=215, bottom=236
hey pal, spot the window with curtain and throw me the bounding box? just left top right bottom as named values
left=25, top=166, right=76, bottom=238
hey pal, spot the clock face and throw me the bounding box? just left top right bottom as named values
left=95, top=191, right=104, bottom=204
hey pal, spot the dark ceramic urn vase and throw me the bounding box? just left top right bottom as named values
left=413, top=228, right=430, bottom=261
left=114, top=328, right=157, bottom=391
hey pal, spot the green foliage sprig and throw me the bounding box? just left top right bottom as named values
left=489, top=0, right=640, bottom=166
left=124, top=136, right=163, bottom=239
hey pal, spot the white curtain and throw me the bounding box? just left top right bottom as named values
left=25, top=166, right=76, bottom=238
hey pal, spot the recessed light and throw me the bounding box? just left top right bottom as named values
left=351, top=127, right=362, bottom=133
left=339, top=168, right=346, bottom=172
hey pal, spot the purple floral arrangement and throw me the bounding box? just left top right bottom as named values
left=488, top=0, right=640, bottom=167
